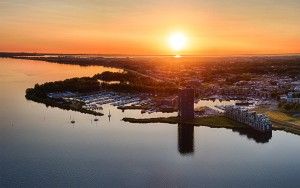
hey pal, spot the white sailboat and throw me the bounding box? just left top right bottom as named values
left=70, top=116, right=75, bottom=124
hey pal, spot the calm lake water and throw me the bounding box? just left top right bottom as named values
left=1, top=58, right=300, bottom=187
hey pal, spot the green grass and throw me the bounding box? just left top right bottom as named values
left=265, top=111, right=300, bottom=125
left=193, top=116, right=244, bottom=129
left=253, top=106, right=300, bottom=135
left=123, top=116, right=245, bottom=129
left=123, top=115, right=300, bottom=136
left=264, top=111, right=300, bottom=135
left=254, top=106, right=300, bottom=125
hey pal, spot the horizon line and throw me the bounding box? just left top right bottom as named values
left=1, top=51, right=300, bottom=58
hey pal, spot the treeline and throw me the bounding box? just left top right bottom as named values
left=95, top=71, right=178, bottom=94
left=9, top=55, right=154, bottom=73
left=32, top=77, right=101, bottom=94
left=93, top=70, right=176, bottom=88
left=25, top=77, right=104, bottom=115
left=26, top=77, right=101, bottom=100
left=25, top=70, right=179, bottom=116
left=93, top=71, right=142, bottom=83
left=26, top=71, right=178, bottom=100
left=26, top=70, right=179, bottom=104
left=102, top=82, right=178, bottom=94
left=203, top=59, right=300, bottom=79
left=3, top=52, right=300, bottom=78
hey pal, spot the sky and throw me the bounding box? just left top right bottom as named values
left=0, top=0, right=300, bottom=55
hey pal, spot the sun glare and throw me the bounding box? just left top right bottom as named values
left=168, top=32, right=187, bottom=51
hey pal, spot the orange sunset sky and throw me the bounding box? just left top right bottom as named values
left=0, top=0, right=300, bottom=55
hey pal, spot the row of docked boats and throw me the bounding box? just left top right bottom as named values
left=69, top=91, right=154, bottom=112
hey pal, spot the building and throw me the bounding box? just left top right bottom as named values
left=225, top=106, right=272, bottom=133
left=178, top=88, right=195, bottom=121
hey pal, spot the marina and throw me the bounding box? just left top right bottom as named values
left=67, top=91, right=156, bottom=113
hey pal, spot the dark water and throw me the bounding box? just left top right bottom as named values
left=1, top=58, right=300, bottom=187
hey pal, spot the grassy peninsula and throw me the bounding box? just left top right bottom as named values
left=255, top=110, right=300, bottom=136
left=123, top=116, right=245, bottom=129
left=123, top=115, right=300, bottom=136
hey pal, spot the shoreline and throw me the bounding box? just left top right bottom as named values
left=25, top=91, right=104, bottom=116
left=122, top=115, right=300, bottom=136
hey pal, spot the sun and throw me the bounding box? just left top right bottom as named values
left=168, top=32, right=187, bottom=51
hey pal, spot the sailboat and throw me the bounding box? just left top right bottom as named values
left=108, top=110, right=111, bottom=118
left=70, top=116, right=75, bottom=124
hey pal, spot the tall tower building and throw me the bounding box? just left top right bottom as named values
left=178, top=88, right=195, bottom=121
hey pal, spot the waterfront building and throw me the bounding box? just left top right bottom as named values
left=225, top=106, right=272, bottom=133
left=178, top=88, right=195, bottom=121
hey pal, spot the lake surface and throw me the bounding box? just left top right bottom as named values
left=1, top=58, right=300, bottom=187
